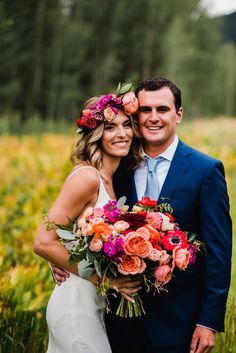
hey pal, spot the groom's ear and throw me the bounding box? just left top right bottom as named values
left=176, top=107, right=183, bottom=124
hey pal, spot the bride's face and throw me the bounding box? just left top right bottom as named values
left=101, top=111, right=133, bottom=158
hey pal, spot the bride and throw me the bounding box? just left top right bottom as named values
left=33, top=87, right=142, bottom=353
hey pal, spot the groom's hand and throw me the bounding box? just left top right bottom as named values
left=50, top=263, right=70, bottom=285
left=190, top=326, right=215, bottom=353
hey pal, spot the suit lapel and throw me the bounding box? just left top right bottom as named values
left=159, top=140, right=192, bottom=200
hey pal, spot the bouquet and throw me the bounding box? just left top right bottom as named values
left=46, top=197, right=204, bottom=318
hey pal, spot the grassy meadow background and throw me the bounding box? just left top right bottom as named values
left=0, top=117, right=235, bottom=352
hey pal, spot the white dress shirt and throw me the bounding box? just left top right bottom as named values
left=134, top=135, right=179, bottom=199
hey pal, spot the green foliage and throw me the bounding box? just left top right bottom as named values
left=213, top=296, right=236, bottom=353
left=0, top=0, right=236, bottom=122
left=0, top=120, right=236, bottom=351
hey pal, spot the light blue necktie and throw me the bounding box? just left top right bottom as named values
left=144, top=156, right=163, bottom=200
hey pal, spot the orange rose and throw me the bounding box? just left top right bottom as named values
left=122, top=92, right=139, bottom=115
left=118, top=254, right=146, bottom=275
left=91, top=222, right=112, bottom=239
left=135, top=226, right=150, bottom=240
left=172, top=246, right=191, bottom=270
left=144, top=224, right=160, bottom=242
left=154, top=264, right=172, bottom=285
left=124, top=231, right=153, bottom=258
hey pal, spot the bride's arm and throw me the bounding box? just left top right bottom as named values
left=33, top=169, right=99, bottom=276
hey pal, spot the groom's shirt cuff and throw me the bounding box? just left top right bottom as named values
left=196, top=324, right=216, bottom=332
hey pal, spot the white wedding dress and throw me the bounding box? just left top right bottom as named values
left=46, top=167, right=112, bottom=353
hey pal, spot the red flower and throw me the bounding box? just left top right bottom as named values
left=161, top=230, right=188, bottom=251
left=151, top=242, right=162, bottom=251
left=76, top=117, right=84, bottom=127
left=137, top=197, right=157, bottom=207
left=121, top=212, right=147, bottom=230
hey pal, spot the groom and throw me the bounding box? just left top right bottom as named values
left=105, top=77, right=232, bottom=353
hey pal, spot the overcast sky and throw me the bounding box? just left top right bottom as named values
left=201, top=0, right=236, bottom=16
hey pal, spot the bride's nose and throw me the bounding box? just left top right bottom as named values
left=116, top=126, right=126, bottom=137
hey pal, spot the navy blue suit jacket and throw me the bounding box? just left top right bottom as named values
left=106, top=140, right=232, bottom=348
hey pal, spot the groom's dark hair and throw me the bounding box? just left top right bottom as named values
left=135, top=77, right=182, bottom=111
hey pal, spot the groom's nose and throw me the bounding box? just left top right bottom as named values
left=149, top=107, right=159, bottom=122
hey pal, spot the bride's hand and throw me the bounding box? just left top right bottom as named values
left=108, top=277, right=142, bottom=303
left=50, top=263, right=70, bottom=285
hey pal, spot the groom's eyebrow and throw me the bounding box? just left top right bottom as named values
left=139, top=106, right=152, bottom=111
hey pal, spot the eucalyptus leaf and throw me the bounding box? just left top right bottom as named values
left=116, top=82, right=121, bottom=94
left=117, top=196, right=127, bottom=209
left=119, top=82, right=132, bottom=94
left=56, top=229, right=76, bottom=240
left=78, top=260, right=93, bottom=279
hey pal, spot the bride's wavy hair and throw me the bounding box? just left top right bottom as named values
left=70, top=96, right=143, bottom=169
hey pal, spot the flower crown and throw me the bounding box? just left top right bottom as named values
left=76, top=82, right=139, bottom=133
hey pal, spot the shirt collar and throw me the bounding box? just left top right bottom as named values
left=143, top=135, right=179, bottom=162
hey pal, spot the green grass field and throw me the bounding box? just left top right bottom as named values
left=0, top=117, right=235, bottom=352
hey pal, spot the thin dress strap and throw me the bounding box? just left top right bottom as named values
left=65, top=166, right=111, bottom=206
left=66, top=166, right=100, bottom=183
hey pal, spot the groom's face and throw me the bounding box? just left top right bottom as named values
left=137, top=87, right=183, bottom=154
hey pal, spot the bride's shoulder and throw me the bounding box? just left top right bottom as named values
left=65, top=163, right=100, bottom=187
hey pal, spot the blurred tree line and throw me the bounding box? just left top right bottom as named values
left=0, top=0, right=235, bottom=123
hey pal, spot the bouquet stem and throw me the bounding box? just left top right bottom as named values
left=116, top=294, right=146, bottom=318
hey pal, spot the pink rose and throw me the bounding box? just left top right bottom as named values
left=81, top=223, right=92, bottom=236
left=114, top=221, right=130, bottom=232
left=82, top=109, right=91, bottom=117
left=104, top=107, right=116, bottom=122
left=159, top=250, right=171, bottom=265
left=124, top=231, right=153, bottom=258
left=172, top=246, right=191, bottom=270
left=93, top=208, right=104, bottom=217
left=146, top=212, right=163, bottom=229
left=89, top=237, right=103, bottom=252
left=154, top=264, right=172, bottom=285
left=118, top=255, right=146, bottom=275
left=90, top=217, right=105, bottom=225
left=122, top=92, right=139, bottom=115
left=148, top=248, right=161, bottom=261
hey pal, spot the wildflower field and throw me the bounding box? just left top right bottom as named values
left=0, top=117, right=236, bottom=352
